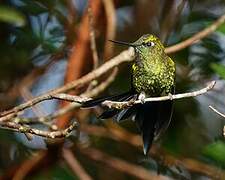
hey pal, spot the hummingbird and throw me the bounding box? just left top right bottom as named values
left=82, top=34, right=175, bottom=155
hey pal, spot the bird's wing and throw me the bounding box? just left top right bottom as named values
left=82, top=91, right=137, bottom=120
left=81, top=91, right=135, bottom=108
left=100, top=92, right=137, bottom=119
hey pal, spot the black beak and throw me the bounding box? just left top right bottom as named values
left=109, top=40, right=136, bottom=47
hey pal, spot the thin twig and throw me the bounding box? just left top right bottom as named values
left=63, top=148, right=92, bottom=180
left=52, top=94, right=90, bottom=103
left=0, top=121, right=77, bottom=138
left=101, top=81, right=215, bottom=109
left=88, top=4, right=99, bottom=69
left=8, top=68, right=118, bottom=125
left=0, top=48, right=133, bottom=119
left=209, top=105, right=225, bottom=137
left=85, top=3, right=100, bottom=92
left=20, top=87, right=57, bottom=132
left=165, top=13, right=225, bottom=53
left=102, top=0, right=116, bottom=59
left=20, top=88, right=40, bottom=140
left=209, top=105, right=225, bottom=119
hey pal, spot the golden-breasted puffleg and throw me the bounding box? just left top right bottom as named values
left=82, top=34, right=175, bottom=155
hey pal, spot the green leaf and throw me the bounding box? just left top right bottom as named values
left=216, top=24, right=225, bottom=34
left=0, top=6, right=25, bottom=26
left=202, top=141, right=225, bottom=166
left=210, top=63, right=225, bottom=79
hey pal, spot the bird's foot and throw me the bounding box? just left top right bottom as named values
left=138, top=92, right=146, bottom=104
left=168, top=93, right=173, bottom=100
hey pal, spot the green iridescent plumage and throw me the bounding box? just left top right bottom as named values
left=132, top=34, right=175, bottom=96
left=82, top=34, right=176, bottom=155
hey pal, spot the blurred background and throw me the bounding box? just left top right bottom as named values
left=0, top=0, right=225, bottom=179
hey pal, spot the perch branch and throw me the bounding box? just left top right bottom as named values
left=0, top=80, right=214, bottom=123
left=102, top=81, right=215, bottom=109
left=1, top=80, right=215, bottom=124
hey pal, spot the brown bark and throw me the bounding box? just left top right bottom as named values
left=56, top=0, right=103, bottom=129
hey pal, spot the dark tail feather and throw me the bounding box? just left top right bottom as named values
left=135, top=102, right=159, bottom=155
left=135, top=101, right=173, bottom=155
left=82, top=91, right=134, bottom=108
left=82, top=89, right=173, bottom=155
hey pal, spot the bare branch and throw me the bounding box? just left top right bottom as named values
left=88, top=4, right=99, bottom=69
left=21, top=80, right=217, bottom=112
left=0, top=121, right=78, bottom=138
left=165, top=13, right=225, bottom=53
left=0, top=48, right=133, bottom=119
left=102, top=81, right=216, bottom=109
left=4, top=80, right=215, bottom=125
left=209, top=105, right=225, bottom=137
left=5, top=68, right=118, bottom=125
left=102, top=0, right=116, bottom=59
left=0, top=79, right=214, bottom=124
left=51, top=94, right=90, bottom=103
left=209, top=105, right=225, bottom=119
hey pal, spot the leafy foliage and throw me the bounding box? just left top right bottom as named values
left=202, top=141, right=225, bottom=167
left=0, top=0, right=225, bottom=179
left=0, top=5, right=25, bottom=26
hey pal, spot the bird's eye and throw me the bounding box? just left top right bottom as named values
left=143, top=41, right=154, bottom=47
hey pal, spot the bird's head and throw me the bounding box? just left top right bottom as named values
left=109, top=34, right=165, bottom=54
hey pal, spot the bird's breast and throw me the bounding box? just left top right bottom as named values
left=132, top=59, right=175, bottom=96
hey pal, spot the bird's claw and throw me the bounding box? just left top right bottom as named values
left=168, top=93, right=173, bottom=100
left=138, top=92, right=146, bottom=104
